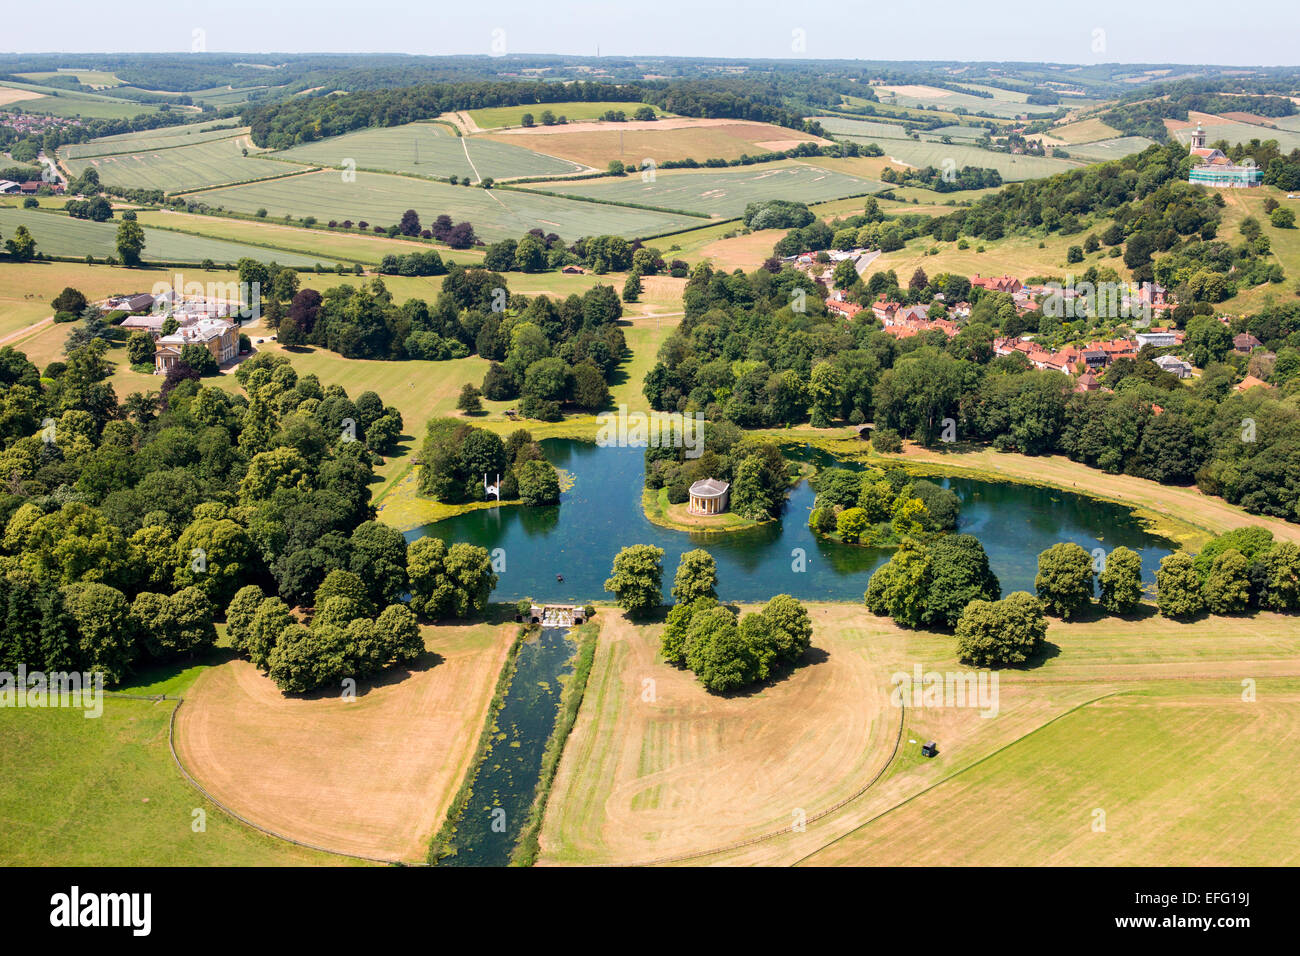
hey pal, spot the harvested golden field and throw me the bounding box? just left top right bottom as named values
left=174, top=621, right=515, bottom=862
left=485, top=120, right=826, bottom=169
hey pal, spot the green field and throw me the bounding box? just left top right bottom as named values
left=14, top=69, right=124, bottom=88
left=1171, top=116, right=1300, bottom=153
left=814, top=116, right=920, bottom=140
left=873, top=83, right=1050, bottom=119
left=190, top=169, right=702, bottom=242
left=537, top=161, right=886, bottom=218
left=469, top=101, right=664, bottom=129
left=1061, top=136, right=1158, bottom=161
left=62, top=125, right=249, bottom=159
left=275, top=121, right=587, bottom=181
left=0, top=206, right=342, bottom=267
left=0, top=80, right=165, bottom=119
left=840, top=132, right=1079, bottom=181
left=63, top=138, right=306, bottom=193
left=0, top=695, right=352, bottom=865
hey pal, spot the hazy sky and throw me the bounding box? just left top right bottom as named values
left=11, top=0, right=1299, bottom=65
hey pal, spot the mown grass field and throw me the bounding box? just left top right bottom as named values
left=63, top=137, right=305, bottom=193
left=468, top=101, right=664, bottom=129
left=0, top=205, right=334, bottom=267
left=485, top=120, right=822, bottom=169
left=540, top=605, right=1300, bottom=866
left=538, top=161, right=886, bottom=219
left=275, top=121, right=587, bottom=181
left=190, top=169, right=703, bottom=242
left=175, top=620, right=515, bottom=862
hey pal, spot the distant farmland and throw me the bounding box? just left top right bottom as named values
left=469, top=101, right=664, bottom=129
left=274, top=121, right=587, bottom=181
left=188, top=169, right=703, bottom=242
left=0, top=206, right=336, bottom=267
left=63, top=138, right=308, bottom=193
left=535, top=161, right=887, bottom=218
left=830, top=130, right=1080, bottom=181
left=62, top=124, right=249, bottom=159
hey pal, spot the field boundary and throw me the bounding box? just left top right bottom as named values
left=164, top=693, right=422, bottom=866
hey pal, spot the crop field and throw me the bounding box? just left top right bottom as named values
left=275, top=121, right=587, bottom=181
left=63, top=137, right=305, bottom=193
left=0, top=206, right=334, bottom=267
left=835, top=134, right=1080, bottom=181
left=1061, top=136, right=1157, bottom=161
left=468, top=101, right=664, bottom=129
left=191, top=169, right=703, bottom=242
left=541, top=604, right=1300, bottom=866
left=62, top=125, right=249, bottom=158
left=1049, top=117, right=1125, bottom=143
left=537, top=161, right=886, bottom=218
left=813, top=116, right=918, bottom=140
left=1169, top=112, right=1300, bottom=152
left=873, top=83, right=1048, bottom=119
left=174, top=620, right=515, bottom=862
left=14, top=69, right=124, bottom=88
left=134, top=208, right=484, bottom=266
left=0, top=80, right=165, bottom=118
left=485, top=119, right=826, bottom=169
left=927, top=124, right=992, bottom=141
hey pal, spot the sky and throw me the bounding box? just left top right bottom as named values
left=9, top=0, right=1300, bottom=65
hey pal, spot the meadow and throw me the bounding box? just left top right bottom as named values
left=468, top=101, right=664, bottom=129
left=1058, top=136, right=1157, bottom=161
left=190, top=169, right=703, bottom=242
left=274, top=121, right=587, bottom=181
left=0, top=79, right=166, bottom=119
left=63, top=137, right=307, bottom=194
left=0, top=205, right=334, bottom=267
left=536, top=161, right=886, bottom=219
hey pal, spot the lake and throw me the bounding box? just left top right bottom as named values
left=412, top=439, right=1174, bottom=604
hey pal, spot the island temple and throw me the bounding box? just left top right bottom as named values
left=688, top=478, right=731, bottom=515
left=1187, top=123, right=1263, bottom=188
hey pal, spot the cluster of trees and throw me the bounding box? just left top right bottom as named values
left=275, top=269, right=623, bottom=420
left=879, top=164, right=1002, bottom=193
left=864, top=534, right=1001, bottom=630
left=1155, top=527, right=1300, bottom=619
left=809, top=466, right=960, bottom=546
left=478, top=231, right=664, bottom=277
left=603, top=544, right=815, bottom=692
left=0, top=338, right=466, bottom=690
left=65, top=196, right=113, bottom=222
left=418, top=420, right=561, bottom=506
left=644, top=424, right=793, bottom=521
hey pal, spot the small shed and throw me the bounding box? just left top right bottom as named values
left=921, top=741, right=939, bottom=758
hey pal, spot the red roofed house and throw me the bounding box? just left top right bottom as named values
left=970, top=273, right=1023, bottom=294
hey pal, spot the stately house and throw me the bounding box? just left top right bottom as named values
left=153, top=318, right=240, bottom=374
left=1187, top=124, right=1262, bottom=188
left=688, top=478, right=730, bottom=516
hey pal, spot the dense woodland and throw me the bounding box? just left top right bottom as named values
left=0, top=343, right=496, bottom=693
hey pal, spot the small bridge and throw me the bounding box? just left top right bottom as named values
left=529, top=604, right=586, bottom=627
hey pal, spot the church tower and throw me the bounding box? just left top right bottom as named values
left=1190, top=122, right=1206, bottom=150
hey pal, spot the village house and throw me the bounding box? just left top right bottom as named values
left=1233, top=375, right=1273, bottom=393
left=1154, top=354, right=1194, bottom=379
left=826, top=299, right=865, bottom=320
left=971, top=273, right=1023, bottom=294
left=1233, top=332, right=1263, bottom=354
left=1135, top=328, right=1182, bottom=349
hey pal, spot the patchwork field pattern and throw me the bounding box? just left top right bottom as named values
left=274, top=121, right=587, bottom=180
left=62, top=124, right=250, bottom=158
left=190, top=169, right=703, bottom=241
left=536, top=161, right=886, bottom=218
